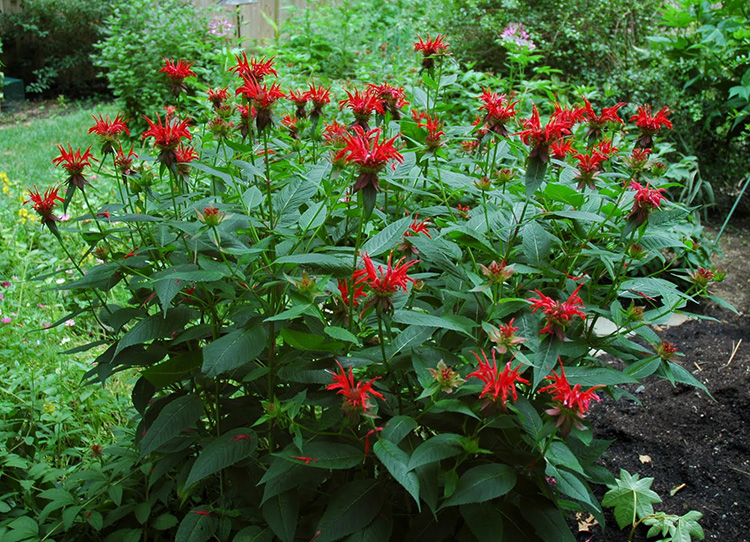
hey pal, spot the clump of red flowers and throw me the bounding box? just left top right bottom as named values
left=478, top=89, right=518, bottom=137
left=326, top=361, right=385, bottom=419
left=236, top=76, right=285, bottom=132
left=486, top=319, right=526, bottom=354
left=628, top=180, right=667, bottom=227
left=335, top=127, right=403, bottom=194
left=353, top=251, right=418, bottom=314
left=582, top=98, right=626, bottom=144
left=141, top=113, right=192, bottom=167
left=159, top=58, right=196, bottom=95
left=52, top=144, right=98, bottom=194
left=529, top=285, right=586, bottom=340
left=539, top=362, right=603, bottom=437
left=518, top=105, right=574, bottom=162
left=413, top=34, right=449, bottom=70
left=89, top=113, right=129, bottom=154
left=467, top=349, right=529, bottom=412
left=339, top=89, right=384, bottom=131
left=655, top=340, right=679, bottom=361
left=25, top=185, right=64, bottom=232
left=630, top=105, right=672, bottom=148
left=229, top=53, right=277, bottom=82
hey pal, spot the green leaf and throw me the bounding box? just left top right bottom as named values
left=672, top=511, right=704, bottom=542
left=519, top=497, right=577, bottom=542
left=544, top=183, right=584, bottom=207
left=316, top=479, right=384, bottom=542
left=153, top=514, right=179, bottom=530
left=392, top=310, right=475, bottom=337
left=602, top=469, right=662, bottom=530
left=429, top=398, right=479, bottom=419
left=545, top=464, right=599, bottom=512
left=262, top=492, right=299, bottom=542
left=545, top=441, right=584, bottom=474
left=184, top=428, right=257, bottom=489
left=264, top=303, right=314, bottom=323
left=666, top=361, right=711, bottom=396
left=532, top=337, right=560, bottom=390
left=175, top=509, right=218, bottom=542
left=361, top=217, right=413, bottom=256
left=114, top=307, right=196, bottom=358
left=324, top=326, right=360, bottom=344
left=141, top=394, right=204, bottom=456
left=390, top=324, right=436, bottom=356
left=234, top=526, right=274, bottom=542
left=512, top=396, right=544, bottom=443
left=441, top=464, right=516, bottom=508
left=460, top=501, right=504, bottom=542
left=142, top=350, right=202, bottom=388
left=381, top=415, right=417, bottom=444
left=276, top=441, right=363, bottom=469
left=525, top=154, right=547, bottom=195
left=522, top=222, right=555, bottom=267
left=408, top=433, right=464, bottom=471
left=202, top=325, right=267, bottom=378
left=373, top=439, right=421, bottom=508
left=274, top=253, right=351, bottom=276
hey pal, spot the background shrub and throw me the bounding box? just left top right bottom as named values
left=0, top=0, right=116, bottom=97
left=91, top=0, right=223, bottom=120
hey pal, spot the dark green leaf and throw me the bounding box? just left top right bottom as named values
left=184, top=429, right=257, bottom=489
left=460, top=501, right=504, bottom=542
left=442, top=464, right=516, bottom=508
left=202, top=325, right=267, bottom=377
left=374, top=439, right=421, bottom=508
left=381, top=415, right=417, bottom=444
left=408, top=434, right=464, bottom=471
left=175, top=509, right=217, bottom=542
left=316, top=479, right=384, bottom=542
left=141, top=394, right=204, bottom=456
left=262, top=492, right=299, bottom=542
left=114, top=307, right=196, bottom=358
left=525, top=155, right=547, bottom=195
left=361, top=217, right=413, bottom=257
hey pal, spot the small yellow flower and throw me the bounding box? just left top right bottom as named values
left=42, top=402, right=56, bottom=414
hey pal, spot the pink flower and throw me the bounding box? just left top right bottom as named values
left=628, top=181, right=667, bottom=226
left=1, top=317, right=11, bottom=324
left=64, top=319, right=75, bottom=327
left=1, top=281, right=10, bottom=288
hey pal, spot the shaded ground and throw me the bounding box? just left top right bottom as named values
left=576, top=222, right=750, bottom=541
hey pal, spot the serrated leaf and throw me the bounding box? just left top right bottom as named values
left=274, top=254, right=352, bottom=275
left=374, top=439, right=421, bottom=508
left=142, top=350, right=202, bottom=388
left=392, top=310, right=475, bottom=336
left=141, top=394, right=204, bottom=456
left=381, top=415, right=417, bottom=444
left=184, top=429, right=257, bottom=489
left=316, top=479, right=384, bottom=542
left=408, top=433, right=464, bottom=471
left=602, top=469, right=662, bottom=530
left=262, top=492, right=299, bottom=542
left=522, top=222, right=554, bottom=267
left=276, top=441, right=363, bottom=469
left=114, top=307, right=196, bottom=358
left=533, top=337, right=560, bottom=390
left=361, top=217, right=414, bottom=257
left=202, top=325, right=267, bottom=377
left=324, top=326, right=360, bottom=344
left=234, top=525, right=274, bottom=542
left=441, top=464, right=516, bottom=508
left=525, top=155, right=547, bottom=195
left=175, top=509, right=218, bottom=542
left=429, top=398, right=479, bottom=419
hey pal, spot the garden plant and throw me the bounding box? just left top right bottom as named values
left=1, top=31, right=721, bottom=542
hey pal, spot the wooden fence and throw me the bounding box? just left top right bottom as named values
left=0, top=0, right=306, bottom=41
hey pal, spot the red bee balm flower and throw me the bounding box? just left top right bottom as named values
left=630, top=105, right=672, bottom=148
left=628, top=181, right=667, bottom=226
left=467, top=350, right=529, bottom=412
left=517, top=105, right=573, bottom=162
left=335, top=127, right=403, bottom=193
left=655, top=340, right=678, bottom=361
left=529, top=285, right=586, bottom=340
left=228, top=53, right=277, bottom=82
left=583, top=98, right=626, bottom=143
left=353, top=251, right=418, bottom=313
left=339, top=89, right=384, bottom=130
left=478, top=89, right=517, bottom=137
left=236, top=76, right=285, bottom=131
left=52, top=144, right=98, bottom=191
left=416, top=113, right=445, bottom=150
left=487, top=318, right=527, bottom=354
left=304, top=83, right=331, bottom=120
left=141, top=114, right=192, bottom=167
left=367, top=83, right=409, bottom=120
left=414, top=34, right=449, bottom=69
left=159, top=58, right=195, bottom=95
left=25, top=186, right=64, bottom=228
left=539, top=362, right=603, bottom=436
left=89, top=113, right=129, bottom=154
left=326, top=361, right=385, bottom=418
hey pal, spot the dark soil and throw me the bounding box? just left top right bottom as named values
left=575, top=222, right=750, bottom=542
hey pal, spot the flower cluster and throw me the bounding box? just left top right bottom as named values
left=529, top=286, right=586, bottom=340
left=539, top=363, right=603, bottom=437
left=413, top=34, right=449, bottom=69
left=326, top=361, right=384, bottom=419
left=467, top=350, right=529, bottom=412
left=335, top=127, right=403, bottom=193
left=352, top=252, right=418, bottom=314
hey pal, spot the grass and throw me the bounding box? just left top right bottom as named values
left=0, top=99, right=133, bottom=461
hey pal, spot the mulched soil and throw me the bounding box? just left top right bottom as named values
left=574, top=221, right=750, bottom=542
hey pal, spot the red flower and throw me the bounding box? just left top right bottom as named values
left=593, top=138, right=618, bottom=160
left=281, top=114, right=299, bottom=138
left=287, top=89, right=308, bottom=118
left=539, top=362, right=603, bottom=436
left=228, top=52, right=277, bottom=81
left=174, top=145, right=198, bottom=177
left=89, top=113, right=129, bottom=154
left=467, top=350, right=529, bottom=412
left=583, top=98, right=626, bottom=142
left=398, top=214, right=432, bottom=253
left=25, top=185, right=64, bottom=227
left=487, top=318, right=527, bottom=354
left=549, top=139, right=575, bottom=160
left=655, top=340, right=678, bottom=361
left=367, top=83, right=409, bottom=119
left=326, top=361, right=385, bottom=418
left=529, top=285, right=586, bottom=340
left=337, top=279, right=366, bottom=308
left=517, top=105, right=573, bottom=162
left=414, top=34, right=449, bottom=69
left=626, top=148, right=651, bottom=171
left=478, top=89, right=517, bottom=136
left=416, top=113, right=445, bottom=150
left=353, top=251, right=418, bottom=313
left=52, top=144, right=98, bottom=191
left=630, top=106, right=672, bottom=148
left=335, top=126, right=403, bottom=193
left=572, top=151, right=606, bottom=190
left=339, top=89, right=384, bottom=130
left=159, top=58, right=195, bottom=95
left=206, top=86, right=229, bottom=107
left=236, top=76, right=285, bottom=131
left=141, top=114, right=192, bottom=166
left=304, top=83, right=331, bottom=119
left=628, top=180, right=666, bottom=226
left=114, top=145, right=138, bottom=176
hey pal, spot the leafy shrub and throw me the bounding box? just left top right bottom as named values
left=92, top=0, right=225, bottom=120
left=431, top=0, right=661, bottom=86
left=17, top=45, right=718, bottom=541
left=0, top=0, right=116, bottom=96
